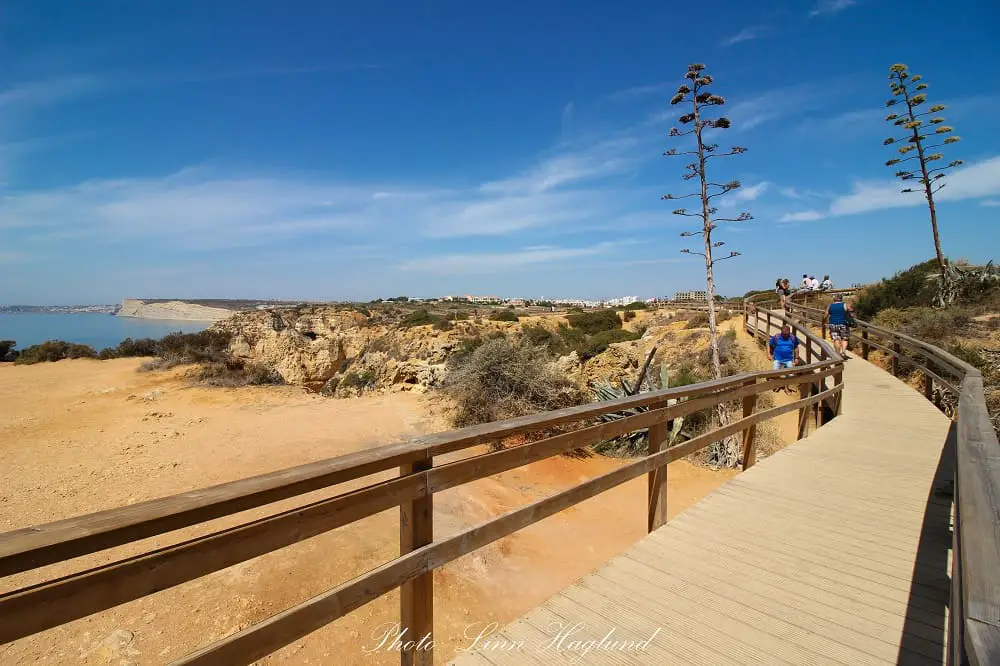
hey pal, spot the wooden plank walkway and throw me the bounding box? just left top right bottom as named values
left=451, top=356, right=953, bottom=665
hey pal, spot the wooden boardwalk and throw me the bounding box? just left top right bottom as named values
left=452, top=357, right=954, bottom=666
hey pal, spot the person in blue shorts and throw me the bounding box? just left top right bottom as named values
left=825, top=293, right=854, bottom=358
left=768, top=324, right=799, bottom=371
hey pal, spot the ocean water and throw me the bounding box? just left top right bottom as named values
left=0, top=314, right=211, bottom=352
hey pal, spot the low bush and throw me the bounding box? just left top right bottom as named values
left=622, top=310, right=637, bottom=322
left=579, top=328, right=641, bottom=360
left=853, top=259, right=940, bottom=318
left=873, top=306, right=971, bottom=343
left=623, top=302, right=648, bottom=311
left=434, top=318, right=454, bottom=331
left=196, top=360, right=285, bottom=387
left=338, top=368, right=379, bottom=392
left=489, top=309, right=519, bottom=322
left=521, top=323, right=561, bottom=349
left=566, top=309, right=621, bottom=334
left=400, top=309, right=443, bottom=328
left=0, top=340, right=17, bottom=362
left=15, top=341, right=98, bottom=365
left=98, top=337, right=160, bottom=359
left=684, top=313, right=710, bottom=329
left=445, top=337, right=586, bottom=429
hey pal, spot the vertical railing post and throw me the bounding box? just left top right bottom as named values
left=797, top=376, right=811, bottom=440
left=647, top=403, right=668, bottom=532
left=834, top=368, right=844, bottom=417
left=861, top=329, right=870, bottom=360
left=741, top=380, right=758, bottom=471
left=924, top=364, right=934, bottom=402
left=400, top=459, right=433, bottom=666
left=891, top=341, right=901, bottom=377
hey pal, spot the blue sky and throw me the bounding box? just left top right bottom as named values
left=2, top=0, right=998, bottom=304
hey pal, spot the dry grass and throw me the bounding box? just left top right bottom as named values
left=444, top=337, right=586, bottom=436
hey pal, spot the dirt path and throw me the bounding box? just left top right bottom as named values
left=0, top=359, right=736, bottom=665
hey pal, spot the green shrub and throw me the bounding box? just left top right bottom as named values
left=853, top=259, right=939, bottom=318
left=0, top=340, right=16, bottom=362
left=623, top=302, right=648, bottom=311
left=400, top=309, right=442, bottom=328
left=874, top=306, right=971, bottom=343
left=566, top=309, right=621, bottom=334
left=339, top=368, right=379, bottom=392
left=556, top=324, right=587, bottom=352
left=668, top=363, right=704, bottom=388
left=622, top=310, right=637, bottom=322
left=15, top=341, right=98, bottom=365
left=99, top=337, right=160, bottom=359
left=489, top=309, right=519, bottom=322
left=684, top=313, right=710, bottom=329
left=434, top=318, right=454, bottom=331
left=579, top=329, right=641, bottom=360
left=521, top=323, right=560, bottom=349
left=445, top=337, right=586, bottom=428
left=146, top=330, right=233, bottom=368
left=948, top=344, right=998, bottom=385
left=197, top=360, right=285, bottom=387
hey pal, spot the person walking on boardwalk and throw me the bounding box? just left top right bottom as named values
left=768, top=324, right=799, bottom=371
left=775, top=279, right=788, bottom=309
left=825, top=293, right=854, bottom=359
left=820, top=275, right=833, bottom=291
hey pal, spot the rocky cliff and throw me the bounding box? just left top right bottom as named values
left=119, top=299, right=234, bottom=322
left=212, top=306, right=507, bottom=394
left=211, top=306, right=716, bottom=397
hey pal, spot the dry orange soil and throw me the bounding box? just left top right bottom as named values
left=0, top=358, right=739, bottom=665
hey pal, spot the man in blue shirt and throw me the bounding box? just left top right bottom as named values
left=825, top=293, right=854, bottom=358
left=768, top=325, right=800, bottom=370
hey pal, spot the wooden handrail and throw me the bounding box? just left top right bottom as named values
left=775, top=297, right=1000, bottom=666
left=0, top=304, right=845, bottom=664
left=0, top=369, right=784, bottom=577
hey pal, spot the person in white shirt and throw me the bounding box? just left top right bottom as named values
left=820, top=275, right=833, bottom=291
left=801, top=274, right=811, bottom=290
left=809, top=276, right=820, bottom=290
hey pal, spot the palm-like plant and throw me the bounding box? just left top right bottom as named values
left=884, top=64, right=962, bottom=305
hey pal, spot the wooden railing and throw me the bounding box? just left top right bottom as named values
left=0, top=308, right=843, bottom=665
left=780, top=299, right=1000, bottom=666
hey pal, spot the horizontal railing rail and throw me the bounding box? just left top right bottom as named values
left=777, top=297, right=1000, bottom=666
left=0, top=307, right=844, bottom=665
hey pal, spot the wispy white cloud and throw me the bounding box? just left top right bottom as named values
left=479, top=136, right=639, bottom=195
left=779, top=210, right=824, bottom=222
left=982, top=199, right=1000, bottom=207
left=777, top=155, right=1000, bottom=221
left=724, top=82, right=848, bottom=132
left=798, top=94, right=1000, bottom=139
left=0, top=75, right=102, bottom=111
left=602, top=82, right=670, bottom=104
left=155, top=63, right=380, bottom=86
left=734, top=181, right=770, bottom=202
left=808, top=0, right=858, bottom=18
left=397, top=241, right=632, bottom=274
left=1, top=131, right=652, bottom=248
left=720, top=26, right=770, bottom=47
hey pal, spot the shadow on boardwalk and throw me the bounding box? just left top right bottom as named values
left=897, top=421, right=954, bottom=665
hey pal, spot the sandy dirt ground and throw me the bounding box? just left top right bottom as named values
left=0, top=359, right=740, bottom=665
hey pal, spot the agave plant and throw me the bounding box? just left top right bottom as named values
left=937, top=260, right=1000, bottom=307
left=591, top=365, right=691, bottom=457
